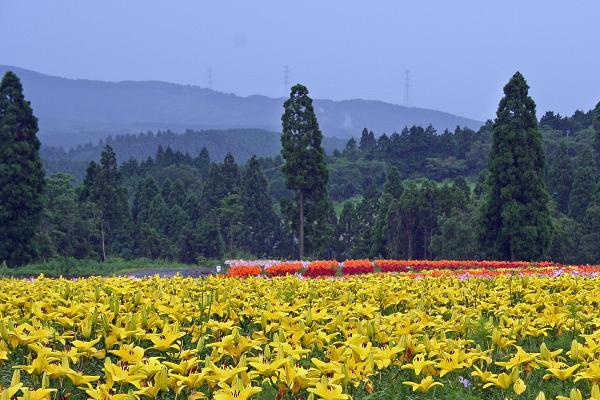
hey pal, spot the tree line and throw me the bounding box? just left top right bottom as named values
left=1, top=71, right=600, bottom=267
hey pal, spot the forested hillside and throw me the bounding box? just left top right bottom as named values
left=30, top=103, right=599, bottom=265
left=0, top=65, right=483, bottom=147
left=3, top=69, right=600, bottom=268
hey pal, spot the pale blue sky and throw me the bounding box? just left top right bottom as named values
left=1, top=0, right=598, bottom=121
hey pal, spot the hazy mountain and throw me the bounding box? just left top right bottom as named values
left=0, top=65, right=483, bottom=148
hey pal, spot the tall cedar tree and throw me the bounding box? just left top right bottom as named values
left=594, top=101, right=600, bottom=167
left=281, top=84, right=329, bottom=258
left=371, top=167, right=403, bottom=257
left=81, top=145, right=131, bottom=260
left=0, top=72, right=45, bottom=266
left=480, top=72, right=552, bottom=261
left=240, top=156, right=279, bottom=256
left=568, top=147, right=598, bottom=222
left=548, top=141, right=574, bottom=214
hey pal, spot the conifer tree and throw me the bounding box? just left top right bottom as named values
left=281, top=84, right=330, bottom=258
left=221, top=152, right=240, bottom=195
left=81, top=145, right=131, bottom=259
left=351, top=184, right=380, bottom=258
left=359, top=128, right=377, bottom=159
left=334, top=203, right=356, bottom=259
left=593, top=101, right=600, bottom=167
left=479, top=72, right=552, bottom=261
left=371, top=167, right=403, bottom=257
left=240, top=156, right=279, bottom=256
left=132, top=177, right=160, bottom=223
left=548, top=142, right=574, bottom=214
left=0, top=72, right=45, bottom=266
left=569, top=147, right=598, bottom=222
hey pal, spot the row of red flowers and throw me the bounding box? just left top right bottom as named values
left=225, top=259, right=576, bottom=278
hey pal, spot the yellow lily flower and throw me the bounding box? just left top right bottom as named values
left=109, top=344, right=145, bottom=364
left=402, top=375, right=443, bottom=393
left=401, top=353, right=435, bottom=376
left=495, top=346, right=539, bottom=370
left=307, top=382, right=349, bottom=400
left=541, top=361, right=579, bottom=380
left=213, top=376, right=262, bottom=400
left=557, top=388, right=583, bottom=400
left=16, top=388, right=57, bottom=400
left=146, top=330, right=186, bottom=351
left=103, top=359, right=145, bottom=389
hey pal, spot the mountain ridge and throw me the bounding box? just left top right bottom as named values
left=0, top=65, right=483, bottom=148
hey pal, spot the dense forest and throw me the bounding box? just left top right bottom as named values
left=2, top=70, right=600, bottom=267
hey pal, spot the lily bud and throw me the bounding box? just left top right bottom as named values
left=11, top=369, right=21, bottom=387
left=196, top=336, right=205, bottom=353
left=0, top=320, right=10, bottom=344
left=41, top=372, right=50, bottom=389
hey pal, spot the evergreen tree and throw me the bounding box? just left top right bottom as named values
left=195, top=147, right=210, bottom=177
left=568, top=148, right=598, bottom=222
left=218, top=194, right=243, bottom=253
left=197, top=211, right=224, bottom=259
left=281, top=84, right=330, bottom=258
left=240, top=156, right=279, bottom=256
left=371, top=167, right=403, bottom=257
left=593, top=101, right=600, bottom=167
left=479, top=72, right=552, bottom=261
left=343, top=138, right=358, bottom=160
left=168, top=179, right=186, bottom=208
left=359, top=128, right=377, bottom=159
left=132, top=177, right=160, bottom=223
left=351, top=184, right=380, bottom=258
left=333, top=203, right=356, bottom=259
left=547, top=142, right=573, bottom=214
left=0, top=71, right=45, bottom=266
left=81, top=145, right=132, bottom=259
left=221, top=152, right=241, bottom=195
left=430, top=211, right=478, bottom=260
left=37, top=173, right=100, bottom=260
left=580, top=185, right=600, bottom=263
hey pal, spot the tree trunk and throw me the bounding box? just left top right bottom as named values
left=100, top=223, right=107, bottom=262
left=408, top=230, right=413, bottom=260
left=299, top=191, right=304, bottom=259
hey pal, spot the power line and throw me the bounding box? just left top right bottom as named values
left=404, top=69, right=411, bottom=107
left=207, top=67, right=213, bottom=90
left=283, top=65, right=290, bottom=97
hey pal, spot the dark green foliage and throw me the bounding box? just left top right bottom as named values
left=568, top=148, right=598, bottom=222
left=333, top=203, right=357, bottom=259
left=593, top=101, right=600, bottom=167
left=371, top=168, right=403, bottom=257
left=579, top=185, right=600, bottom=263
left=549, top=215, right=583, bottom=264
left=196, top=211, right=224, bottom=259
left=547, top=141, right=573, bottom=214
left=359, top=128, right=377, bottom=159
left=430, top=211, right=479, bottom=260
left=80, top=145, right=132, bottom=259
left=218, top=194, right=243, bottom=253
left=0, top=72, right=45, bottom=266
left=240, top=156, right=279, bottom=256
left=132, top=177, right=160, bottom=223
left=351, top=184, right=380, bottom=258
left=479, top=72, right=552, bottom=261
left=37, top=174, right=100, bottom=260
left=281, top=84, right=331, bottom=258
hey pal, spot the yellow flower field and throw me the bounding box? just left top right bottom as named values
left=1, top=274, right=600, bottom=399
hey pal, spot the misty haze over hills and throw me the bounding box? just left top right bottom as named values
left=0, top=65, right=482, bottom=148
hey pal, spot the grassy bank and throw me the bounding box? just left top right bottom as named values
left=0, top=257, right=221, bottom=278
